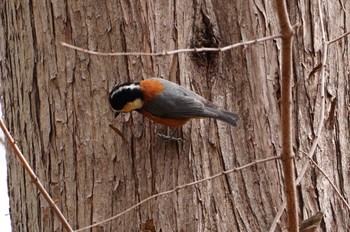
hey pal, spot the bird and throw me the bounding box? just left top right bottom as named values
left=109, top=77, right=239, bottom=128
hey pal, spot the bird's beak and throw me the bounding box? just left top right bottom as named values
left=114, top=112, right=120, bottom=118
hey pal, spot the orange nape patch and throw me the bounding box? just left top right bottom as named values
left=140, top=79, right=165, bottom=101
left=138, top=109, right=190, bottom=127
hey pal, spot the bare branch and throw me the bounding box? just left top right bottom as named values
left=275, top=0, right=298, bottom=231
left=0, top=119, right=73, bottom=232
left=74, top=155, right=281, bottom=232
left=270, top=0, right=332, bottom=230
left=60, top=34, right=280, bottom=57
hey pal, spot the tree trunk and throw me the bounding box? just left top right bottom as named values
left=0, top=0, right=349, bottom=231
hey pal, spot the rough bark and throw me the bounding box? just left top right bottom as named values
left=0, top=0, right=349, bottom=231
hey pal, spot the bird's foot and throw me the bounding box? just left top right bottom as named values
left=155, top=133, right=183, bottom=142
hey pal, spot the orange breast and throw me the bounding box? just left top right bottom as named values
left=138, top=109, right=189, bottom=127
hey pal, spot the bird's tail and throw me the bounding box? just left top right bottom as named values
left=206, top=108, right=239, bottom=127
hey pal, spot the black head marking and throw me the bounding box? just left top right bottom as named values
left=109, top=82, right=144, bottom=111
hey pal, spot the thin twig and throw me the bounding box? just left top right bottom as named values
left=74, top=155, right=281, bottom=232
left=300, top=151, right=350, bottom=210
left=60, top=34, right=281, bottom=57
left=328, top=31, right=350, bottom=45
left=0, top=118, right=74, bottom=232
left=295, top=0, right=328, bottom=187
left=275, top=0, right=298, bottom=231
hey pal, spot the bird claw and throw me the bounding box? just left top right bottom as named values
left=156, top=133, right=183, bottom=142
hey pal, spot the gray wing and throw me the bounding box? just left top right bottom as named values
left=142, top=78, right=239, bottom=126
left=142, top=78, right=217, bottom=119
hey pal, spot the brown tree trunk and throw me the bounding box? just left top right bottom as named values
left=0, top=0, right=349, bottom=231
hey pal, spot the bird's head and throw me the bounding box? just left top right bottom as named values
left=109, top=82, right=144, bottom=113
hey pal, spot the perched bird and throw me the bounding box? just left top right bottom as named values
left=109, top=77, right=239, bottom=127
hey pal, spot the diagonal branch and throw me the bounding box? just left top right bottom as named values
left=328, top=31, right=350, bottom=45
left=301, top=151, right=350, bottom=210
left=0, top=119, right=73, bottom=232
left=74, top=155, right=281, bottom=232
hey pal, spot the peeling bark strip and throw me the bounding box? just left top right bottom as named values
left=1, top=0, right=349, bottom=231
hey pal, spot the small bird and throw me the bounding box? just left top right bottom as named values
left=109, top=77, right=239, bottom=127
